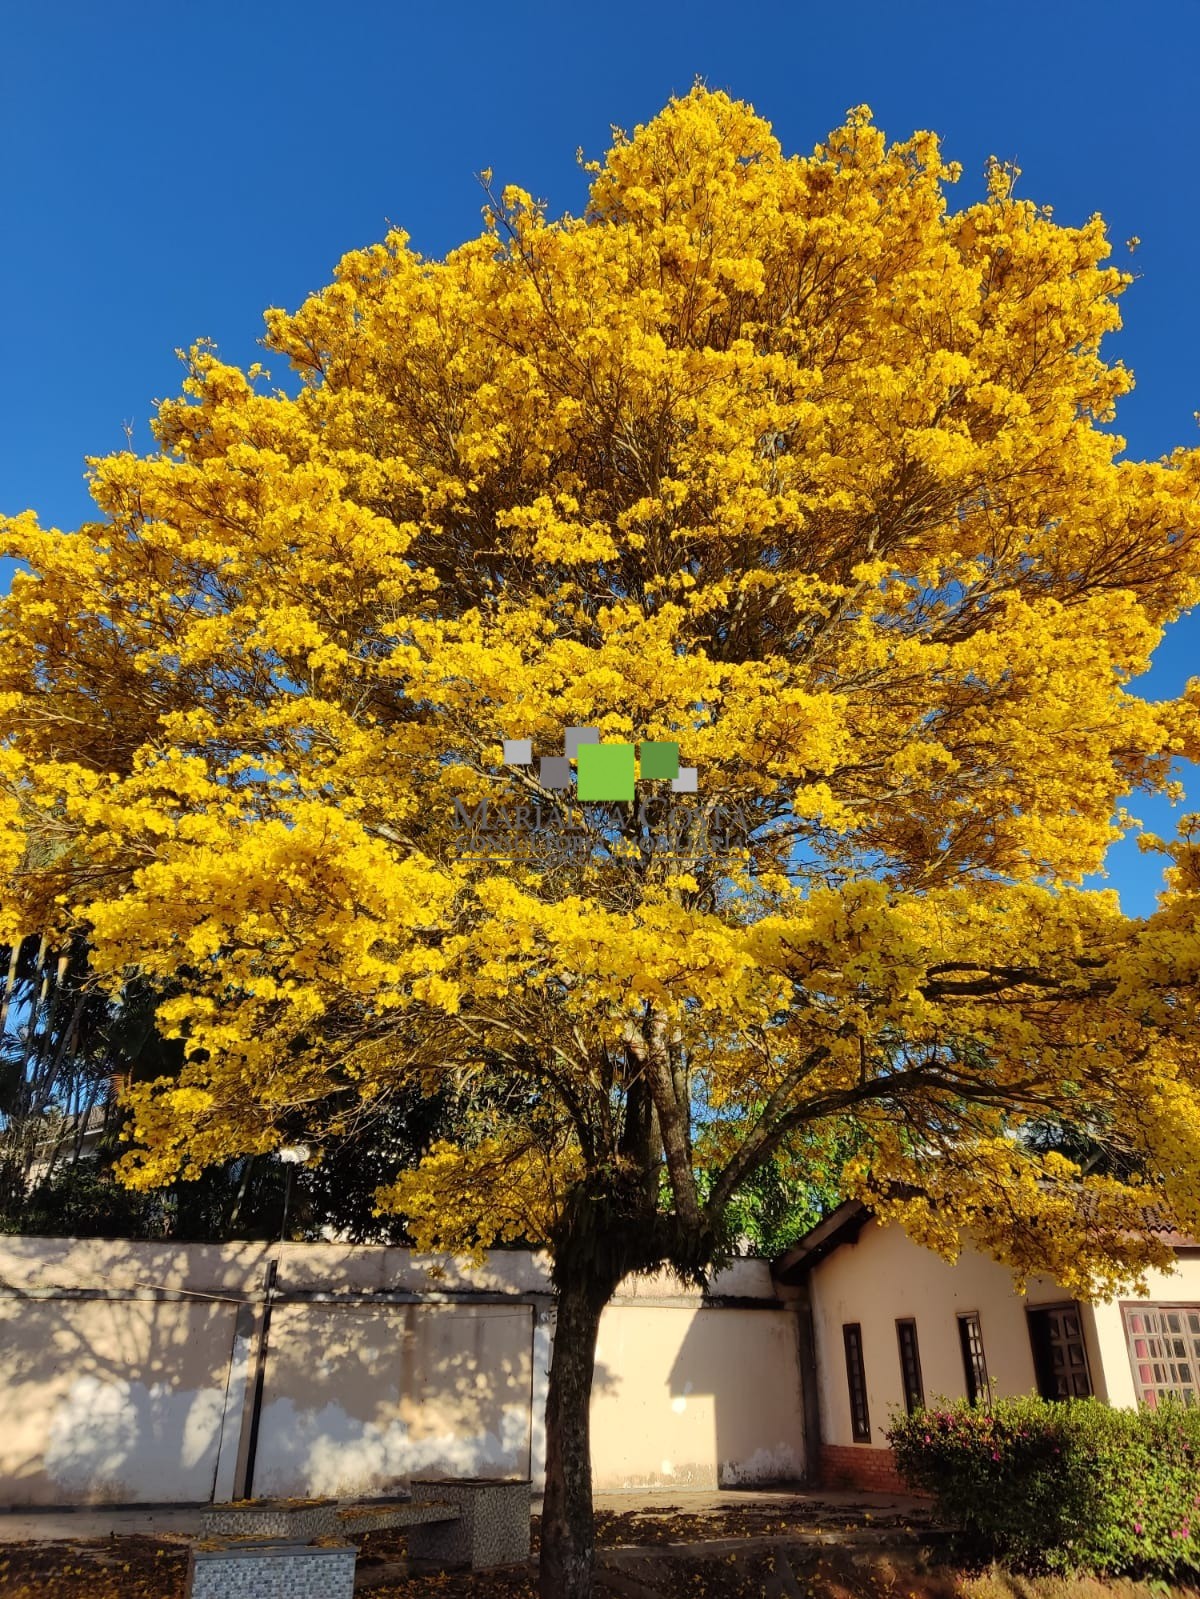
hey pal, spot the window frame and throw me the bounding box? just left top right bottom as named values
left=896, top=1317, right=925, bottom=1414
left=957, top=1310, right=990, bottom=1406
left=842, top=1321, right=872, bottom=1442
left=1121, top=1301, right=1200, bottom=1409
left=1027, top=1300, right=1093, bottom=1400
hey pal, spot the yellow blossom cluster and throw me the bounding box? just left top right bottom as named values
left=2, top=89, right=1199, bottom=1294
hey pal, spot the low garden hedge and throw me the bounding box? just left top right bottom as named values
left=887, top=1394, right=1200, bottom=1578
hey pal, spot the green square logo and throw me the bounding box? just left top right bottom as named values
left=639, top=741, right=679, bottom=780
left=576, top=742, right=635, bottom=801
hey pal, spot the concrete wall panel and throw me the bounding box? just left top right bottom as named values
left=0, top=1296, right=239, bottom=1506
left=590, top=1305, right=805, bottom=1491
left=0, top=1240, right=800, bottom=1506
left=251, top=1302, right=534, bottom=1499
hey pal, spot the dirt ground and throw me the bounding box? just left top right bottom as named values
left=0, top=1502, right=1196, bottom=1599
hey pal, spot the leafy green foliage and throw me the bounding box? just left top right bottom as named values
left=888, top=1395, right=1200, bottom=1578
left=2, top=1159, right=169, bottom=1238
left=697, top=1121, right=864, bottom=1258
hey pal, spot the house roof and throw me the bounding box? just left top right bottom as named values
left=770, top=1199, right=871, bottom=1286
left=770, top=1192, right=1197, bottom=1286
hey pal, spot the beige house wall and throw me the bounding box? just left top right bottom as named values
left=0, top=1239, right=802, bottom=1507
left=808, top=1220, right=1200, bottom=1449
left=808, top=1219, right=1094, bottom=1449
left=1086, top=1253, right=1200, bottom=1406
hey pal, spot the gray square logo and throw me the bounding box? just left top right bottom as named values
left=671, top=767, right=698, bottom=793
left=503, top=738, right=532, bottom=765
left=565, top=726, right=600, bottom=757
left=540, top=756, right=572, bottom=789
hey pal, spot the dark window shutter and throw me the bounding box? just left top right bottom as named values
left=1029, top=1305, right=1092, bottom=1400
left=957, top=1312, right=989, bottom=1405
left=896, top=1319, right=925, bottom=1413
left=843, top=1323, right=871, bottom=1442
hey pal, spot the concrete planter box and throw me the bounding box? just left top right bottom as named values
left=338, top=1499, right=459, bottom=1533
left=200, top=1501, right=340, bottom=1540
left=409, top=1477, right=532, bottom=1570
left=187, top=1540, right=356, bottom=1599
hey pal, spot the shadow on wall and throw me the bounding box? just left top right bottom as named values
left=671, top=1308, right=806, bottom=1487
left=0, top=1263, right=247, bottom=1506
left=254, top=1299, right=619, bottom=1499
left=253, top=1302, right=535, bottom=1499
left=588, top=1302, right=806, bottom=1493
left=0, top=1240, right=620, bottom=1507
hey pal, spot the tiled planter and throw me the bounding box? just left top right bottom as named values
left=409, top=1477, right=532, bottom=1570
left=200, top=1501, right=340, bottom=1540
left=187, top=1541, right=356, bottom=1599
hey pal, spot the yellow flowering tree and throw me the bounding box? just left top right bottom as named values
left=4, top=88, right=1200, bottom=1597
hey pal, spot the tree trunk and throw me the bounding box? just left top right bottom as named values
left=538, top=1266, right=614, bottom=1599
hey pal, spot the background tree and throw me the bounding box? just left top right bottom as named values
left=0, top=934, right=132, bottom=1214
left=0, top=935, right=456, bottom=1240
left=3, top=89, right=1200, bottom=1597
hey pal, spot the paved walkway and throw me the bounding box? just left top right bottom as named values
left=0, top=1503, right=205, bottom=1541
left=593, top=1486, right=928, bottom=1518
left=0, top=1485, right=931, bottom=1544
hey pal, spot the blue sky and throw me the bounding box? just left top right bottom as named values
left=2, top=0, right=1197, bottom=913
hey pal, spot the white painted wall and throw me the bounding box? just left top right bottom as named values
left=0, top=1239, right=801, bottom=1506
left=1086, top=1254, right=1200, bottom=1406
left=590, top=1304, right=805, bottom=1490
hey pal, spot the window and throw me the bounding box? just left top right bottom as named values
left=896, top=1319, right=925, bottom=1413
left=1028, top=1304, right=1092, bottom=1399
left=1123, top=1305, right=1200, bottom=1408
left=957, top=1312, right=989, bottom=1405
left=843, top=1322, right=871, bottom=1441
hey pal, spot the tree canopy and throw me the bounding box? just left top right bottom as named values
left=3, top=86, right=1200, bottom=1595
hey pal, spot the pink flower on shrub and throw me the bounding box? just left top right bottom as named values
left=1134, top=1522, right=1144, bottom=1535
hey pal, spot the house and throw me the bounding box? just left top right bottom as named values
left=772, top=1200, right=1200, bottom=1492
left=24, top=1101, right=110, bottom=1185
left=6, top=1209, right=1200, bottom=1509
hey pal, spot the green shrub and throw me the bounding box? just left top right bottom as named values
left=887, top=1394, right=1200, bottom=1578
